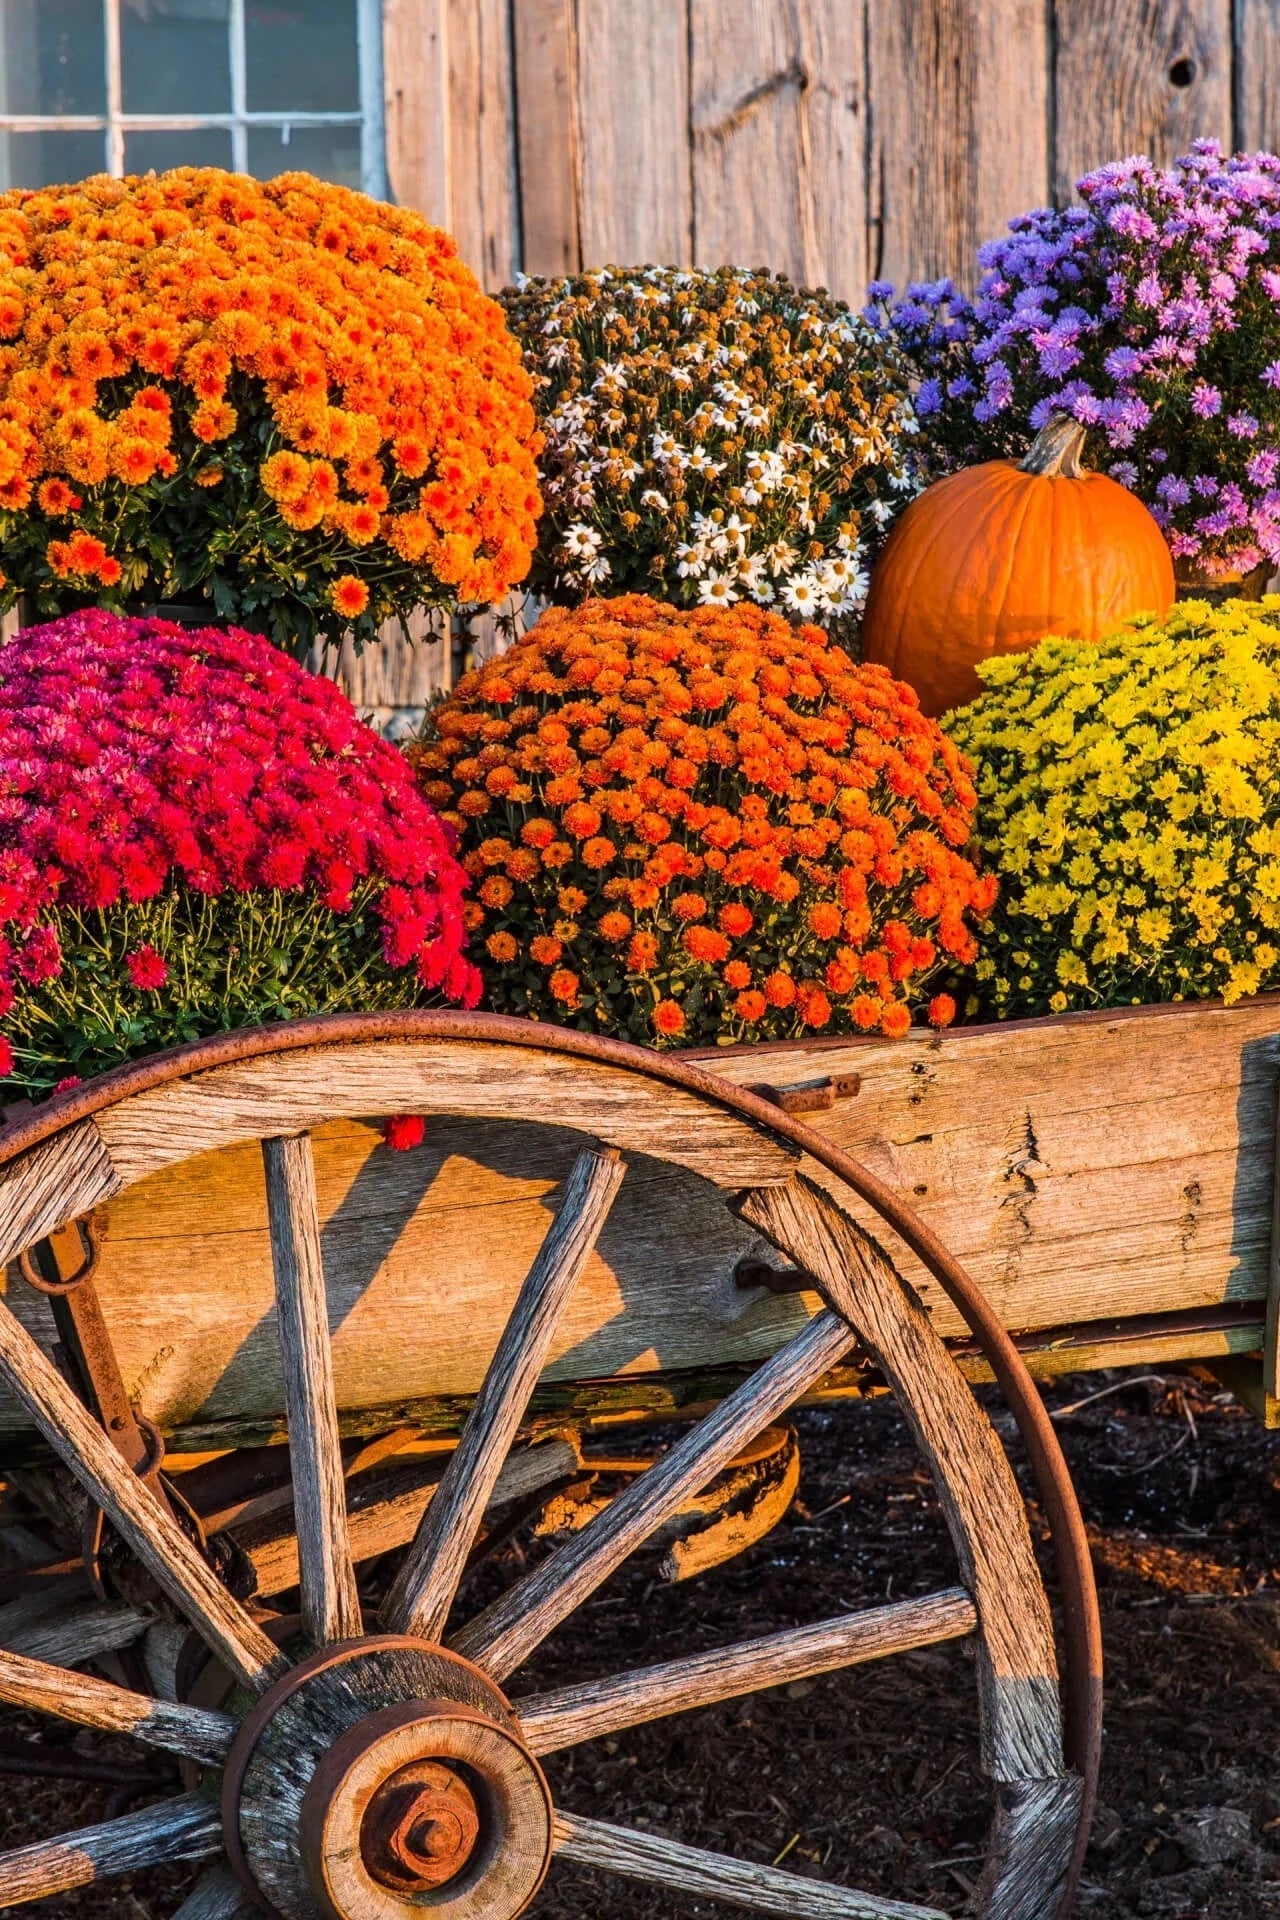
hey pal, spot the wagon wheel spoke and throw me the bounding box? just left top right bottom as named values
left=170, top=1863, right=260, bottom=1920
left=553, top=1810, right=947, bottom=1919
left=0, top=1292, right=281, bottom=1692
left=515, top=1586, right=977, bottom=1755
left=452, top=1307, right=856, bottom=1682
left=0, top=1642, right=234, bottom=1764
left=0, top=1792, right=221, bottom=1909
left=734, top=1176, right=1066, bottom=1788
left=382, top=1143, right=625, bottom=1640
left=262, top=1131, right=362, bottom=1644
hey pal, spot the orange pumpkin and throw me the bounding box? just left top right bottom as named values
left=860, top=415, right=1175, bottom=715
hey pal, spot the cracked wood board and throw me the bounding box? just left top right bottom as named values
left=699, top=998, right=1280, bottom=1339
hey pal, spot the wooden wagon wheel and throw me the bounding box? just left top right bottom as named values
left=0, top=1013, right=1100, bottom=1920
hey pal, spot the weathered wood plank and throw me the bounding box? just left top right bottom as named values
left=1236, top=0, right=1280, bottom=150
left=382, top=0, right=450, bottom=225
left=0, top=1120, right=120, bottom=1270
left=263, top=1132, right=362, bottom=1644
left=691, top=0, right=869, bottom=302
left=170, top=1866, right=262, bottom=1920
left=513, top=0, right=580, bottom=277
left=0, top=1595, right=148, bottom=1669
left=0, top=1646, right=234, bottom=1765
left=868, top=0, right=1049, bottom=293
left=0, top=1116, right=786, bottom=1438
left=737, top=1176, right=1063, bottom=1783
left=94, top=1041, right=796, bottom=1192
left=0, top=1293, right=282, bottom=1692
left=383, top=1145, right=624, bottom=1638
left=516, top=1587, right=977, bottom=1754
left=1053, top=0, right=1232, bottom=199
left=453, top=1308, right=856, bottom=1680
left=445, top=0, right=519, bottom=289
left=0, top=1794, right=221, bottom=1908
left=552, top=1812, right=947, bottom=1919
left=976, top=1774, right=1086, bottom=1920
left=574, top=0, right=693, bottom=265
left=238, top=1435, right=579, bottom=1599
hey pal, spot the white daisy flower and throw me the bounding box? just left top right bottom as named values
left=780, top=575, right=822, bottom=616
left=674, top=542, right=708, bottom=578
left=698, top=572, right=738, bottom=606
left=562, top=522, right=602, bottom=558
left=686, top=446, right=725, bottom=477
left=640, top=487, right=670, bottom=511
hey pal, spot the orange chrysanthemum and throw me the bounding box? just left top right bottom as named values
left=0, top=168, right=541, bottom=647
left=413, top=594, right=992, bottom=1047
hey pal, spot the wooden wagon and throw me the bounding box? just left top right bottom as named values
left=2, top=995, right=1276, bottom=1920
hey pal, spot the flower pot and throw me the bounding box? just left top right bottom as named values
left=1174, top=559, right=1272, bottom=603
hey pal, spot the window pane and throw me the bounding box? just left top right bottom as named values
left=0, top=129, right=107, bottom=190
left=0, top=0, right=106, bottom=116
left=246, top=0, right=359, bottom=112
left=125, top=127, right=234, bottom=174
left=123, top=0, right=231, bottom=115
left=248, top=123, right=361, bottom=191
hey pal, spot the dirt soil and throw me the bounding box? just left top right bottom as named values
left=2, top=1367, right=1278, bottom=1919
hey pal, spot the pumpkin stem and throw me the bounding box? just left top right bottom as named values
left=1019, top=414, right=1088, bottom=478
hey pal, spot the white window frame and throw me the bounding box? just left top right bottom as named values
left=0, top=0, right=386, bottom=196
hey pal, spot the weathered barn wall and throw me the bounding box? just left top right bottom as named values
left=355, top=0, right=1279, bottom=726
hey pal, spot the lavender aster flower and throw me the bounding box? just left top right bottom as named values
left=878, top=140, right=1280, bottom=570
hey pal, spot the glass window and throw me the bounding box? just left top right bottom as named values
left=0, top=1, right=106, bottom=118
left=0, top=130, right=108, bottom=193
left=246, top=0, right=359, bottom=113
left=0, top=0, right=384, bottom=194
left=122, top=0, right=232, bottom=116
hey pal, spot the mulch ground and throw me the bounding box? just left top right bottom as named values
left=2, top=1367, right=1278, bottom=1918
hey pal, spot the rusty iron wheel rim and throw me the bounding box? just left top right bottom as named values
left=0, top=1009, right=1101, bottom=1917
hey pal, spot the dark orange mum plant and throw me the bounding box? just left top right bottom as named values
left=411, top=594, right=995, bottom=1047
left=0, top=168, right=542, bottom=653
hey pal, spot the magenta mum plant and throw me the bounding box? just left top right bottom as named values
left=0, top=610, right=479, bottom=1097
left=870, top=141, right=1280, bottom=579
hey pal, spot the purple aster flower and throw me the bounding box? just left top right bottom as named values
left=1157, top=474, right=1192, bottom=505
left=1135, top=272, right=1164, bottom=308
left=1247, top=449, right=1280, bottom=486
left=1227, top=412, right=1260, bottom=438
left=1262, top=361, right=1280, bottom=388
left=1190, top=381, right=1223, bottom=418
left=1109, top=461, right=1139, bottom=487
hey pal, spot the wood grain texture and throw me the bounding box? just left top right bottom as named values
left=0, top=1294, right=282, bottom=1692
left=513, top=0, right=581, bottom=275
left=0, top=1594, right=147, bottom=1668
left=868, top=0, right=1049, bottom=293
left=516, top=1586, right=977, bottom=1754
left=691, top=0, right=869, bottom=301
left=381, top=0, right=449, bottom=224
left=0, top=1793, right=221, bottom=1907
left=736, top=1177, right=1063, bottom=1784
left=1237, top=0, right=1280, bottom=149
left=703, top=1000, right=1280, bottom=1338
left=0, top=1119, right=119, bottom=1269
left=0, top=1646, right=234, bottom=1765
left=382, top=1145, right=624, bottom=1638
left=170, top=1866, right=262, bottom=1920
left=1053, top=0, right=1232, bottom=199
left=552, top=1812, right=947, bottom=1918
left=575, top=0, right=693, bottom=265
left=977, top=1775, right=1087, bottom=1920
left=452, top=1308, right=857, bottom=1680
left=94, top=1041, right=796, bottom=1192
left=445, top=0, right=519, bottom=288
left=18, top=1115, right=787, bottom=1441
left=263, top=1132, right=362, bottom=1645
left=238, top=1435, right=579, bottom=1599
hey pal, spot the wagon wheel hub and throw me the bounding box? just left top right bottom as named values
left=360, top=1758, right=482, bottom=1889
left=222, top=1638, right=553, bottom=1920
